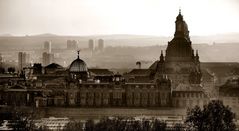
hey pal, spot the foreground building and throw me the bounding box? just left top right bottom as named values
left=0, top=11, right=213, bottom=109
left=219, top=77, right=239, bottom=109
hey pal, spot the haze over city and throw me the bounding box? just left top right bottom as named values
left=1, top=0, right=239, bottom=130
left=0, top=0, right=239, bottom=36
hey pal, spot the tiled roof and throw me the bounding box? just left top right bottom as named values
left=124, top=69, right=152, bottom=76
left=174, top=83, right=204, bottom=92
left=89, top=69, right=114, bottom=76
left=149, top=61, right=158, bottom=70
left=219, top=78, right=239, bottom=96
left=201, top=69, right=214, bottom=82
left=45, top=63, right=64, bottom=69
left=201, top=62, right=239, bottom=77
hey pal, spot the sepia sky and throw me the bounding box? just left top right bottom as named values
left=0, top=0, right=239, bottom=36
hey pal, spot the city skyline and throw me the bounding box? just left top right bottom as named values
left=0, top=2, right=239, bottom=130
left=0, top=0, right=239, bottom=36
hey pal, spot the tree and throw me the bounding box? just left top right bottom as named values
left=185, top=100, right=236, bottom=131
left=10, top=110, right=28, bottom=131
left=152, top=119, right=167, bottom=131
left=85, top=119, right=95, bottom=131
left=0, top=107, right=39, bottom=131
left=63, top=120, right=83, bottom=131
left=94, top=117, right=127, bottom=131
left=85, top=117, right=168, bottom=131
left=171, top=123, right=184, bottom=131
left=141, top=119, right=151, bottom=131
left=36, top=125, right=50, bottom=131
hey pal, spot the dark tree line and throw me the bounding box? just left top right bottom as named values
left=185, top=100, right=236, bottom=131
left=1, top=100, right=236, bottom=131
left=0, top=109, right=28, bottom=131
left=63, top=100, right=236, bottom=131
left=63, top=117, right=182, bottom=131
left=0, top=107, right=38, bottom=131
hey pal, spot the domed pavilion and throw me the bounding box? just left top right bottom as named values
left=69, top=50, right=88, bottom=81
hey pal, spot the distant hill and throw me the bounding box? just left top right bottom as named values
left=0, top=33, right=238, bottom=50
left=30, top=33, right=58, bottom=37
left=0, top=34, right=13, bottom=37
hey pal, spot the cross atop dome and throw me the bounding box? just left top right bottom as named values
left=176, top=8, right=183, bottom=21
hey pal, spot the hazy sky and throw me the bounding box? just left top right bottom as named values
left=0, top=0, right=239, bottom=36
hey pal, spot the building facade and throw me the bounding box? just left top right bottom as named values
left=18, top=52, right=27, bottom=71
left=219, top=77, right=239, bottom=109
left=0, top=11, right=213, bottom=109
left=42, top=52, right=54, bottom=66
left=67, top=40, right=78, bottom=50
left=44, top=41, right=52, bottom=53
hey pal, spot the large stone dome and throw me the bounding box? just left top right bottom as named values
left=69, top=58, right=88, bottom=72
left=69, top=51, right=88, bottom=72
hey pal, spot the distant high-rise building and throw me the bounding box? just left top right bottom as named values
left=88, top=39, right=94, bottom=51
left=26, top=53, right=30, bottom=64
left=98, top=39, right=104, bottom=51
left=0, top=53, right=3, bottom=63
left=42, top=52, right=54, bottom=66
left=67, top=40, right=77, bottom=50
left=44, top=41, right=52, bottom=53
left=0, top=53, right=2, bottom=62
left=0, top=53, right=2, bottom=67
left=18, top=52, right=27, bottom=70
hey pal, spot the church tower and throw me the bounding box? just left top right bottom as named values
left=174, top=9, right=190, bottom=40
left=154, top=10, right=202, bottom=88
left=165, top=9, right=194, bottom=62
